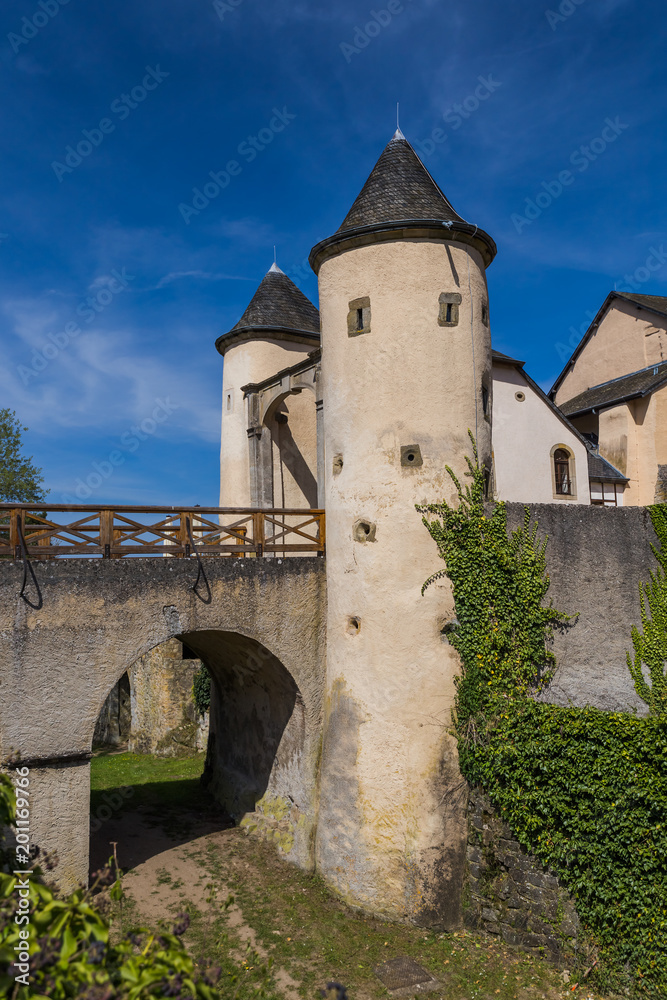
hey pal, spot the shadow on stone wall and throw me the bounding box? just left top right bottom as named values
left=180, top=629, right=313, bottom=865
left=505, top=503, right=659, bottom=713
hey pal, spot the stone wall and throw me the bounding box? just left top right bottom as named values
left=128, top=639, right=208, bottom=756
left=93, top=672, right=131, bottom=747
left=465, top=788, right=585, bottom=967
left=505, top=503, right=659, bottom=713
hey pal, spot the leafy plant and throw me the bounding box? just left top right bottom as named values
left=420, top=437, right=667, bottom=997
left=0, top=409, right=46, bottom=503
left=192, top=665, right=211, bottom=716
left=418, top=433, right=570, bottom=728
left=627, top=505, right=667, bottom=715
left=0, top=777, right=222, bottom=998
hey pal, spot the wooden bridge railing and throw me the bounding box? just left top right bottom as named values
left=0, top=505, right=325, bottom=559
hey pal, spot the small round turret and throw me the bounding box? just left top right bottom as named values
left=217, top=265, right=319, bottom=508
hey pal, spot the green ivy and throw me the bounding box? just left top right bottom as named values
left=627, top=504, right=667, bottom=714
left=192, top=664, right=211, bottom=716
left=418, top=434, right=571, bottom=729
left=420, top=440, right=667, bottom=997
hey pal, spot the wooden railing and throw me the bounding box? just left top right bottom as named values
left=0, top=506, right=325, bottom=560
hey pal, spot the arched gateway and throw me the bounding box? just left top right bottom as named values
left=0, top=554, right=326, bottom=891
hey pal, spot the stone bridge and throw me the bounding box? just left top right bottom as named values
left=0, top=556, right=326, bottom=889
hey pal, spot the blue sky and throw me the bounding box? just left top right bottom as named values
left=2, top=0, right=666, bottom=505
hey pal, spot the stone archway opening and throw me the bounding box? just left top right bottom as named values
left=265, top=392, right=319, bottom=510
left=88, top=629, right=311, bottom=881
left=182, top=629, right=308, bottom=854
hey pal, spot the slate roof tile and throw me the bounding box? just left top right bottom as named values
left=227, top=264, right=320, bottom=337
left=337, top=130, right=468, bottom=232
left=559, top=361, right=667, bottom=416
left=587, top=451, right=628, bottom=483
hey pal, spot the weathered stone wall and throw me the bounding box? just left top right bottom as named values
left=128, top=639, right=208, bottom=756
left=93, top=672, right=131, bottom=747
left=0, top=556, right=326, bottom=890
left=465, top=789, right=584, bottom=967
left=505, top=503, right=659, bottom=713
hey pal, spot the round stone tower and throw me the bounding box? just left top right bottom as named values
left=216, top=264, right=320, bottom=508
left=310, top=130, right=497, bottom=926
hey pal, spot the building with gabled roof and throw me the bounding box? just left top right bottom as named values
left=551, top=292, right=667, bottom=504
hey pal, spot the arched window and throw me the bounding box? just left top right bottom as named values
left=553, top=448, right=573, bottom=496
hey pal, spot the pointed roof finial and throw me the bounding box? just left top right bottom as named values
left=268, top=261, right=284, bottom=274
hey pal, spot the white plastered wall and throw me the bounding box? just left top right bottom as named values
left=493, top=363, right=590, bottom=504
left=316, top=236, right=492, bottom=925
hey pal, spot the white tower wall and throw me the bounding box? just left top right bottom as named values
left=316, top=237, right=492, bottom=925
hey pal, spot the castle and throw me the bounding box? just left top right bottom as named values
left=218, top=130, right=667, bottom=514
left=212, top=129, right=667, bottom=921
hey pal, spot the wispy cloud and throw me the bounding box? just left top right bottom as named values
left=153, top=270, right=253, bottom=289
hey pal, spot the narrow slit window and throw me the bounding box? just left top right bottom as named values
left=482, top=384, right=489, bottom=416
left=438, top=292, right=462, bottom=327
left=347, top=297, right=371, bottom=336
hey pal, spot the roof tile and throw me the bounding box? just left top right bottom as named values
left=337, top=131, right=468, bottom=233
left=559, top=361, right=667, bottom=416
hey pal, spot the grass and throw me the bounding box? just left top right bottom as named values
left=91, top=750, right=212, bottom=838
left=91, top=753, right=603, bottom=1000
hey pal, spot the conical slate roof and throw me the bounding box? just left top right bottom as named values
left=216, top=263, right=320, bottom=355
left=337, top=129, right=467, bottom=232
left=310, top=130, right=496, bottom=272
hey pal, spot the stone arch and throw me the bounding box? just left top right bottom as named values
left=0, top=557, right=326, bottom=890
left=179, top=630, right=309, bottom=848
left=263, top=384, right=319, bottom=509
